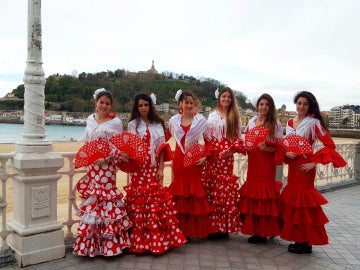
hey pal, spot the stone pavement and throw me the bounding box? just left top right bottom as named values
left=2, top=184, right=360, bottom=270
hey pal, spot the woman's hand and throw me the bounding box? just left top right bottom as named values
left=156, top=168, right=164, bottom=181
left=258, top=142, right=266, bottom=151
left=220, top=149, right=234, bottom=158
left=300, top=162, right=316, bottom=172
left=195, top=156, right=207, bottom=166
left=95, top=157, right=110, bottom=166
left=285, top=152, right=297, bottom=159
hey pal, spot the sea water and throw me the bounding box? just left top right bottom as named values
left=0, top=123, right=85, bottom=143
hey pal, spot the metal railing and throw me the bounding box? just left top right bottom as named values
left=0, top=142, right=359, bottom=253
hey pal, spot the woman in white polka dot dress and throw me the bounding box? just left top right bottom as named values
left=202, top=87, right=243, bottom=239
left=124, top=93, right=187, bottom=254
left=73, top=89, right=132, bottom=257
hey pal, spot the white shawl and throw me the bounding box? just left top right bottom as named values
left=79, top=114, right=123, bottom=142
left=168, top=114, right=207, bottom=154
left=127, top=119, right=165, bottom=166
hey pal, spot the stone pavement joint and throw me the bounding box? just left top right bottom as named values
left=2, top=184, right=360, bottom=270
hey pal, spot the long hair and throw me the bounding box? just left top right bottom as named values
left=217, top=87, right=240, bottom=141
left=256, top=93, right=277, bottom=137
left=294, top=91, right=327, bottom=130
left=130, top=93, right=165, bottom=132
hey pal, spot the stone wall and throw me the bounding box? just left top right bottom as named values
left=329, top=129, right=360, bottom=138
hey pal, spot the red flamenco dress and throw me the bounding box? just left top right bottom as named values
left=239, top=117, right=283, bottom=239
left=202, top=110, right=242, bottom=234
left=124, top=120, right=187, bottom=254
left=279, top=117, right=346, bottom=246
left=73, top=115, right=132, bottom=257
left=168, top=117, right=216, bottom=238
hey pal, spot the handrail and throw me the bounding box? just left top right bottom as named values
left=0, top=142, right=359, bottom=251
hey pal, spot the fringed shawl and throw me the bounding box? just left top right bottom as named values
left=127, top=119, right=165, bottom=166
left=168, top=114, right=207, bottom=154
left=79, top=114, right=123, bottom=142
left=286, top=116, right=325, bottom=146
left=246, top=115, right=283, bottom=143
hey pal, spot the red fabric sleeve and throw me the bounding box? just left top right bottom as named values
left=157, top=143, right=173, bottom=162
left=311, top=125, right=346, bottom=168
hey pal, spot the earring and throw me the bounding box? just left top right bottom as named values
left=178, top=107, right=183, bottom=114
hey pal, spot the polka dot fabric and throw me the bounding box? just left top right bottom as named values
left=202, top=138, right=242, bottom=234
left=74, top=139, right=111, bottom=169
left=110, top=132, right=149, bottom=165
left=244, top=126, right=269, bottom=150
left=280, top=135, right=312, bottom=155
left=125, top=136, right=187, bottom=254
left=183, top=143, right=205, bottom=167
left=73, top=161, right=132, bottom=257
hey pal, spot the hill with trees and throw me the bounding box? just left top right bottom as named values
left=1, top=69, right=255, bottom=112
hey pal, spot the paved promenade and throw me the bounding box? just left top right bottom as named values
left=3, top=184, right=360, bottom=270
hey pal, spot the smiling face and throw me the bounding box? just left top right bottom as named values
left=138, top=98, right=150, bottom=119
left=296, top=97, right=310, bottom=117
left=219, top=91, right=232, bottom=110
left=95, top=95, right=112, bottom=117
left=180, top=96, right=195, bottom=115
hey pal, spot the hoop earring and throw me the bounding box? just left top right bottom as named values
left=178, top=107, right=183, bottom=114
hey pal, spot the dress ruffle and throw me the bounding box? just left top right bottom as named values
left=125, top=167, right=187, bottom=254
left=208, top=174, right=241, bottom=233
left=311, top=147, right=347, bottom=168
left=239, top=180, right=282, bottom=237
left=73, top=162, right=131, bottom=257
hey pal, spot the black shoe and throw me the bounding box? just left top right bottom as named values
left=288, top=242, right=312, bottom=254
left=207, top=232, right=229, bottom=240
left=248, top=234, right=267, bottom=244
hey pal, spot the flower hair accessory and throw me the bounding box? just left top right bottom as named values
left=175, top=89, right=183, bottom=102
left=150, top=93, right=157, bottom=105
left=215, top=88, right=219, bottom=99
left=93, top=88, right=106, bottom=100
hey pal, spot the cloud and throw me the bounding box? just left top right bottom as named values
left=1, top=0, right=359, bottom=111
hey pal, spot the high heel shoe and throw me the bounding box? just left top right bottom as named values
left=288, top=242, right=312, bottom=254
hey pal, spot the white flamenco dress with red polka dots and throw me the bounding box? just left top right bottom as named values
left=124, top=120, right=187, bottom=254
left=73, top=115, right=132, bottom=257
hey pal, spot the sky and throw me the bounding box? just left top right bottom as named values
left=1, top=0, right=360, bottom=111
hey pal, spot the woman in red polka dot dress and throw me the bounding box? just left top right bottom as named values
left=124, top=93, right=187, bottom=254
left=73, top=89, right=132, bottom=257
left=202, top=87, right=243, bottom=239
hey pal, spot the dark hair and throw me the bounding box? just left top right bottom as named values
left=294, top=91, right=327, bottom=130
left=256, top=93, right=277, bottom=137
left=179, top=90, right=202, bottom=111
left=217, top=87, right=241, bottom=141
left=95, top=90, right=113, bottom=105
left=130, top=93, right=165, bottom=132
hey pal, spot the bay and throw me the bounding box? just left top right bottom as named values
left=0, top=123, right=85, bottom=143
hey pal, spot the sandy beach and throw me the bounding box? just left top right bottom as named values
left=1, top=137, right=359, bottom=225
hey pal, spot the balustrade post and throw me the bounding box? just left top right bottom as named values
left=7, top=1, right=65, bottom=267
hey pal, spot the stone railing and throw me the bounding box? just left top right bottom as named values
left=0, top=142, right=359, bottom=265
